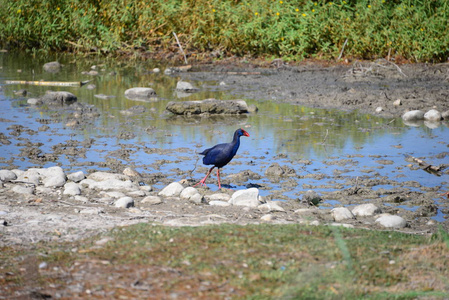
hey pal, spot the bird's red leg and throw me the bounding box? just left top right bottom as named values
left=217, top=168, right=221, bottom=189
left=193, top=166, right=215, bottom=187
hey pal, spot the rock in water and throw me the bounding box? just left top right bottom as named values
left=43, top=61, right=61, bottom=73
left=124, top=88, right=157, bottom=101
left=166, top=99, right=250, bottom=115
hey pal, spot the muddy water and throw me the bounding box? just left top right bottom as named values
left=0, top=52, right=448, bottom=221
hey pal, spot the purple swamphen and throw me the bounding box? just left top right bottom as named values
left=194, top=128, right=250, bottom=189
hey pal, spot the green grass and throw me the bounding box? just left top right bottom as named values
left=0, top=0, right=448, bottom=62
left=1, top=223, right=448, bottom=298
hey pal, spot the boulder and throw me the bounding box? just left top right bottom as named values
left=375, top=214, right=407, bottom=228
left=265, top=163, right=296, bottom=177
left=41, top=91, right=77, bottom=105
left=158, top=182, right=184, bottom=197
left=124, top=87, right=157, bottom=101
left=301, top=190, right=322, bottom=206
left=229, top=188, right=261, bottom=207
left=43, top=61, right=61, bottom=73
left=166, top=99, right=250, bottom=115
left=402, top=110, right=425, bottom=121
left=331, top=207, right=355, bottom=222
left=423, top=109, right=442, bottom=122
left=115, top=197, right=134, bottom=208
left=63, top=182, right=81, bottom=196
left=67, top=171, right=85, bottom=182
left=176, top=80, right=199, bottom=92
left=352, top=203, right=381, bottom=217
left=0, top=170, right=17, bottom=182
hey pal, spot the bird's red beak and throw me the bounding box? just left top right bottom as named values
left=242, top=129, right=250, bottom=137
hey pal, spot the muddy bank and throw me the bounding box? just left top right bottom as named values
left=186, top=60, right=449, bottom=119
left=1, top=59, right=449, bottom=248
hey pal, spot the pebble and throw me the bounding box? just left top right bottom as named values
left=114, top=197, right=134, bottom=208
left=351, top=203, right=381, bottom=217
left=158, top=182, right=184, bottom=197
left=393, top=99, right=402, bottom=106
left=229, top=188, right=261, bottom=208
left=331, top=207, right=355, bottom=222
left=375, top=214, right=407, bottom=228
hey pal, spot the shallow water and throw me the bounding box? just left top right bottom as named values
left=0, top=52, right=448, bottom=219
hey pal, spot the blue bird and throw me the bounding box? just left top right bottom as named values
left=194, top=128, right=250, bottom=189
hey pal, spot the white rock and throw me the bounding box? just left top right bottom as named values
left=74, top=195, right=89, bottom=203
left=330, top=223, right=355, bottom=228
left=12, top=185, right=34, bottom=195
left=158, top=182, right=184, bottom=197
left=180, top=187, right=200, bottom=199
left=0, top=170, right=17, bottom=182
left=11, top=169, right=25, bottom=177
left=115, top=197, right=134, bottom=208
left=375, top=215, right=407, bottom=228
left=176, top=80, right=199, bottom=92
left=123, top=167, right=141, bottom=177
left=88, top=172, right=129, bottom=181
left=67, top=171, right=85, bottom=182
left=205, top=193, right=231, bottom=202
left=124, top=87, right=157, bottom=100
left=40, top=166, right=65, bottom=178
left=424, top=109, right=442, bottom=122
left=402, top=110, right=425, bottom=121
left=258, top=201, right=285, bottom=213
left=229, top=188, right=261, bottom=208
left=393, top=99, right=402, bottom=106
left=63, top=182, right=81, bottom=196
left=141, top=196, right=163, bottom=205
left=152, top=68, right=160, bottom=73
left=189, top=193, right=203, bottom=204
left=80, top=178, right=138, bottom=191
left=102, top=191, right=126, bottom=199
left=351, top=203, right=381, bottom=217
left=127, top=190, right=147, bottom=197
left=261, top=214, right=274, bottom=221
left=375, top=107, right=383, bottom=113
left=79, top=208, right=104, bottom=214
left=140, top=185, right=153, bottom=192
left=331, top=207, right=355, bottom=222
left=35, top=186, right=53, bottom=194
left=43, top=174, right=66, bottom=188
left=209, top=200, right=231, bottom=207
